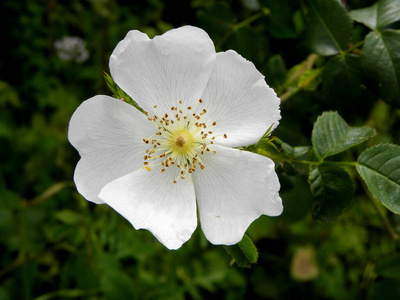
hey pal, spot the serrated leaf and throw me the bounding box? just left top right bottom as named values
left=361, top=30, right=400, bottom=108
left=306, top=0, right=352, bottom=56
left=312, top=111, right=375, bottom=160
left=322, top=54, right=363, bottom=102
left=349, top=0, right=400, bottom=30
left=223, top=234, right=258, bottom=268
left=280, top=141, right=311, bottom=158
left=356, top=144, right=400, bottom=214
left=309, top=162, right=353, bottom=222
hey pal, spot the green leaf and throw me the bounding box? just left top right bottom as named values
left=361, top=30, right=400, bottom=108
left=226, top=27, right=270, bottom=68
left=103, top=72, right=145, bottom=113
left=309, top=162, right=354, bottom=222
left=322, top=54, right=363, bottom=102
left=356, top=144, right=400, bottom=214
left=349, top=0, right=400, bottom=30
left=264, top=55, right=287, bottom=90
left=297, top=69, right=322, bottom=91
left=280, top=140, right=311, bottom=159
left=223, top=234, right=258, bottom=268
left=312, top=111, right=376, bottom=160
left=196, top=2, right=236, bottom=42
left=306, top=0, right=352, bottom=56
left=262, top=0, right=299, bottom=39
left=54, top=209, right=81, bottom=225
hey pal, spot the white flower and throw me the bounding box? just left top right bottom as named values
left=54, top=36, right=89, bottom=63
left=68, top=26, right=283, bottom=250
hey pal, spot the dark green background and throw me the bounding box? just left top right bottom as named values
left=1, top=0, right=400, bottom=299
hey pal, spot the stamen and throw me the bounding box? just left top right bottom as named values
left=141, top=99, right=220, bottom=183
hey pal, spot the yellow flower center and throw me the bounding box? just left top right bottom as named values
left=141, top=99, right=227, bottom=183
left=170, top=131, right=194, bottom=153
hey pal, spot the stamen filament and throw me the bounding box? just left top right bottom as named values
left=141, top=99, right=226, bottom=183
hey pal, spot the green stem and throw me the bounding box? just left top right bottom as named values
left=23, top=181, right=74, bottom=207
left=233, top=10, right=269, bottom=31
left=288, top=159, right=357, bottom=167
left=291, top=158, right=317, bottom=165
left=216, top=9, right=270, bottom=49
left=279, top=54, right=319, bottom=103
left=335, top=161, right=358, bottom=167
left=280, top=87, right=301, bottom=103
left=344, top=40, right=365, bottom=54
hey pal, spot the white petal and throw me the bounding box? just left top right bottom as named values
left=68, top=95, right=154, bottom=204
left=110, top=26, right=216, bottom=115
left=98, top=167, right=197, bottom=250
left=201, top=50, right=281, bottom=147
left=192, top=145, right=282, bottom=245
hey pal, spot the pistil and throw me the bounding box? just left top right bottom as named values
left=142, top=99, right=226, bottom=183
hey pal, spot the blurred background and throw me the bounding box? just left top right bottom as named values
left=1, top=0, right=400, bottom=299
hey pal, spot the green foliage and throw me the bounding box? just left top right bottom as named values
left=312, top=111, right=376, bottom=160
left=223, top=235, right=259, bottom=268
left=361, top=30, right=400, bottom=108
left=1, top=0, right=400, bottom=299
left=349, top=0, right=400, bottom=30
left=321, top=54, right=363, bottom=102
left=357, top=144, right=400, bottom=213
left=309, top=162, right=354, bottom=222
left=103, top=71, right=144, bottom=113
left=306, top=0, right=352, bottom=56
